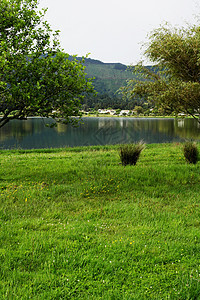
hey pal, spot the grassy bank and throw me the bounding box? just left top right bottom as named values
left=0, top=144, right=199, bottom=299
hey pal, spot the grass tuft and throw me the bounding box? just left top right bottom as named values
left=119, top=141, right=145, bottom=166
left=183, top=141, right=199, bottom=164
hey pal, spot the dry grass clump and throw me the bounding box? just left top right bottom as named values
left=119, top=142, right=145, bottom=166
left=183, top=141, right=199, bottom=164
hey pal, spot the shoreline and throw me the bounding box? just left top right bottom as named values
left=1, top=142, right=199, bottom=154
left=82, top=114, right=175, bottom=119
left=81, top=113, right=191, bottom=120
left=0, top=113, right=192, bottom=120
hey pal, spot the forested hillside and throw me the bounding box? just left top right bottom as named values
left=70, top=57, right=141, bottom=109
left=84, top=58, right=134, bottom=95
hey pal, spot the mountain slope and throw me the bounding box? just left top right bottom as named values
left=68, top=56, right=142, bottom=109
left=69, top=56, right=135, bottom=95
left=83, top=58, right=135, bottom=95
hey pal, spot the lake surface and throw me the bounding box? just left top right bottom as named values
left=0, top=117, right=200, bottom=149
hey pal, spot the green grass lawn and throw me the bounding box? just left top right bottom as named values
left=0, top=143, right=199, bottom=299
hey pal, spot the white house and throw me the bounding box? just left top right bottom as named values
left=119, top=110, right=130, bottom=116
left=98, top=109, right=116, bottom=115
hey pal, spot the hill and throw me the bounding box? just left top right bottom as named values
left=69, top=56, right=145, bottom=109
left=83, top=57, right=135, bottom=96
left=69, top=56, right=136, bottom=95
left=71, top=57, right=139, bottom=109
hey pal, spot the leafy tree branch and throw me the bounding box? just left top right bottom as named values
left=119, top=23, right=200, bottom=122
left=0, top=0, right=93, bottom=128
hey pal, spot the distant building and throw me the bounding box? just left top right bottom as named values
left=98, top=109, right=116, bottom=115
left=119, top=110, right=130, bottom=116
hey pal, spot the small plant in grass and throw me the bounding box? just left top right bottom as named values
left=183, top=141, right=199, bottom=164
left=119, top=142, right=145, bottom=166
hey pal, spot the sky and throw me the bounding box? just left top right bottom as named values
left=39, top=0, right=199, bottom=65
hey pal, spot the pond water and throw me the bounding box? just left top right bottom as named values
left=0, top=117, right=200, bottom=149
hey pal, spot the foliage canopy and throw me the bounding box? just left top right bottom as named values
left=120, top=23, right=200, bottom=122
left=0, top=0, right=93, bottom=128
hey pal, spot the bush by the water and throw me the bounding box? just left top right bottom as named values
left=119, top=142, right=145, bottom=166
left=183, top=141, right=199, bottom=164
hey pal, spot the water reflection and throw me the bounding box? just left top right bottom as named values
left=0, top=117, right=200, bottom=149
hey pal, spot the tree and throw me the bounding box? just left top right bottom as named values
left=0, top=0, right=93, bottom=128
left=134, top=105, right=143, bottom=115
left=119, top=23, right=200, bottom=123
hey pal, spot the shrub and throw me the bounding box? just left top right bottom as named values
left=183, top=142, right=199, bottom=164
left=119, top=142, right=145, bottom=166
